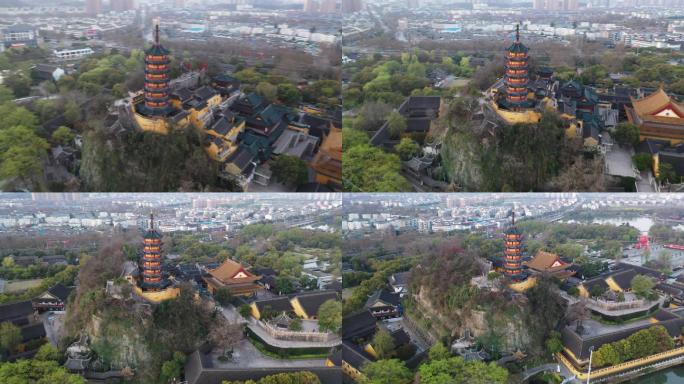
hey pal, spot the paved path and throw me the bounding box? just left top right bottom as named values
left=246, top=319, right=340, bottom=349
left=42, top=312, right=65, bottom=347
left=220, top=304, right=340, bottom=349
left=210, top=339, right=328, bottom=369
left=521, top=363, right=564, bottom=381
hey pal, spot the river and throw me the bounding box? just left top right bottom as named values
left=629, top=365, right=684, bottom=383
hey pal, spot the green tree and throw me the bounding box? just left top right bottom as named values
left=342, top=127, right=368, bottom=151
left=387, top=111, right=407, bottom=139
left=317, top=299, right=342, bottom=333
left=417, top=356, right=508, bottom=384
left=4, top=74, right=31, bottom=98
left=256, top=82, right=278, bottom=102
left=343, top=145, right=411, bottom=192
left=239, top=304, right=252, bottom=319
left=632, top=153, right=653, bottom=172
left=371, top=328, right=396, bottom=359
left=223, top=371, right=320, bottom=384
left=1, top=256, right=13, bottom=268
left=0, top=85, right=13, bottom=102
left=0, top=125, right=49, bottom=190
left=276, top=83, right=301, bottom=105
left=270, top=155, right=308, bottom=187
left=395, top=138, right=420, bottom=160
left=63, top=100, right=82, bottom=126
left=275, top=276, right=295, bottom=294
left=159, top=351, right=186, bottom=383
left=428, top=342, right=451, bottom=361
left=34, top=343, right=63, bottom=362
left=0, top=104, right=39, bottom=130
left=631, top=274, right=655, bottom=300
left=52, top=126, right=75, bottom=145
left=214, top=287, right=233, bottom=306
left=0, top=322, right=21, bottom=353
left=545, top=331, right=563, bottom=355
left=613, top=123, right=640, bottom=146
left=0, top=359, right=86, bottom=383
left=658, top=162, right=678, bottom=184
left=289, top=317, right=302, bottom=332
left=362, top=359, right=412, bottom=384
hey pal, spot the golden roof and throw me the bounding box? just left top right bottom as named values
left=630, top=88, right=684, bottom=119
left=524, top=250, right=571, bottom=272
left=208, top=258, right=260, bottom=284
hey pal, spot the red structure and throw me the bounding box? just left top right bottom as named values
left=140, top=24, right=172, bottom=116
left=635, top=233, right=650, bottom=250
left=140, top=214, right=168, bottom=291
left=504, top=210, right=524, bottom=281
left=503, top=25, right=532, bottom=109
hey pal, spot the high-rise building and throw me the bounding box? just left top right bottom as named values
left=503, top=210, right=524, bottom=281
left=85, top=0, right=102, bottom=15
left=341, top=0, right=363, bottom=13
left=503, top=25, right=532, bottom=109
left=174, top=0, right=185, bottom=8
left=320, top=0, right=337, bottom=13
left=110, top=0, right=136, bottom=12
left=139, top=214, right=168, bottom=291
left=139, top=23, right=172, bottom=117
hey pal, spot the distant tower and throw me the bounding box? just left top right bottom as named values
left=140, top=214, right=167, bottom=291
left=139, top=23, right=172, bottom=116
left=503, top=25, right=531, bottom=109
left=85, top=0, right=103, bottom=15
left=503, top=210, right=524, bottom=281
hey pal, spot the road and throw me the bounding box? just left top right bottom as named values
left=521, top=362, right=573, bottom=382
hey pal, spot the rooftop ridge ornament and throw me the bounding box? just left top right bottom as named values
left=515, top=24, right=520, bottom=43
left=154, top=23, right=160, bottom=45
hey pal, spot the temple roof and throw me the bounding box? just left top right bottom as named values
left=631, top=88, right=684, bottom=120
left=208, top=258, right=260, bottom=284
left=145, top=44, right=170, bottom=56
left=524, top=251, right=572, bottom=272
left=293, top=290, right=339, bottom=318
left=507, top=41, right=529, bottom=54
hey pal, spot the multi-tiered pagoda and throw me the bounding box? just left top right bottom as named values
left=502, top=25, right=532, bottom=109
left=503, top=210, right=524, bottom=281
left=140, top=214, right=168, bottom=291
left=138, top=24, right=172, bottom=117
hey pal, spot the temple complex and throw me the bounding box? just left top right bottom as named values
left=203, top=258, right=262, bottom=297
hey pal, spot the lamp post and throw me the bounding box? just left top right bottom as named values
left=586, top=346, right=595, bottom=384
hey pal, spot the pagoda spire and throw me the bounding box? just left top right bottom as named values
left=515, top=24, right=520, bottom=42
left=154, top=23, right=160, bottom=45
left=149, top=213, right=154, bottom=229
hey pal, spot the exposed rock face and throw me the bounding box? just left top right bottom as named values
left=85, top=309, right=154, bottom=371
left=441, top=132, right=484, bottom=191
left=412, top=284, right=533, bottom=353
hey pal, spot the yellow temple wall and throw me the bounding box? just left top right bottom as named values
left=578, top=284, right=589, bottom=298
left=134, top=112, right=170, bottom=135
left=132, top=284, right=180, bottom=303
left=291, top=297, right=315, bottom=319
left=250, top=302, right=262, bottom=319
left=509, top=277, right=536, bottom=292
left=605, top=276, right=623, bottom=292
left=342, top=361, right=365, bottom=382
left=490, top=101, right=541, bottom=125
left=653, top=153, right=660, bottom=178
